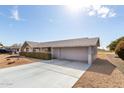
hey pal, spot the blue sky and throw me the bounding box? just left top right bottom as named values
left=0, top=5, right=124, bottom=48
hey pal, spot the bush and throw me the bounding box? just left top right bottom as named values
left=115, top=40, right=124, bottom=60
left=107, top=36, right=124, bottom=51
left=20, top=52, right=52, bottom=60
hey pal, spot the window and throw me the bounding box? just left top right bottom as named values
left=33, top=48, right=36, bottom=52
left=26, top=48, right=29, bottom=52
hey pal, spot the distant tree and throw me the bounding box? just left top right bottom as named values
left=115, top=40, right=124, bottom=60
left=107, top=36, right=124, bottom=51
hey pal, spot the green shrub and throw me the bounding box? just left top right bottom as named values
left=107, top=36, right=124, bottom=51
left=20, top=52, right=51, bottom=60
left=115, top=40, right=124, bottom=60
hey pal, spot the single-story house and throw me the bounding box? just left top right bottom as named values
left=21, top=37, right=100, bottom=64
left=11, top=44, right=22, bottom=53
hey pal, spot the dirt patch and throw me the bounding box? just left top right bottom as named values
left=73, top=53, right=124, bottom=88
left=0, top=54, right=40, bottom=69
left=106, top=54, right=124, bottom=74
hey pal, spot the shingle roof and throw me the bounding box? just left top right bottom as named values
left=41, top=37, right=99, bottom=47
left=11, top=44, right=22, bottom=49
left=24, top=37, right=100, bottom=48
left=26, top=41, right=41, bottom=47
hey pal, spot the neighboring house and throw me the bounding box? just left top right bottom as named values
left=21, top=37, right=100, bottom=64
left=11, top=44, right=22, bottom=53
left=21, top=41, right=42, bottom=52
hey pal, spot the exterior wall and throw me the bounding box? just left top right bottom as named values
left=88, top=46, right=97, bottom=64
left=23, top=45, right=33, bottom=52
left=40, top=48, right=48, bottom=53
left=91, top=46, right=97, bottom=61
left=12, top=48, right=21, bottom=54
left=52, top=46, right=97, bottom=64
left=23, top=47, right=51, bottom=53
left=88, top=46, right=92, bottom=64
left=22, top=44, right=51, bottom=53
left=39, top=47, right=51, bottom=53
left=33, top=48, right=40, bottom=52
left=52, top=47, right=88, bottom=61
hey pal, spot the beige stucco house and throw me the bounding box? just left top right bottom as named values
left=21, top=37, right=100, bottom=65
left=11, top=44, right=22, bottom=53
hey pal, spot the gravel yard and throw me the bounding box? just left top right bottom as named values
left=73, top=53, right=124, bottom=88
left=0, top=54, right=40, bottom=69
left=106, top=54, right=124, bottom=73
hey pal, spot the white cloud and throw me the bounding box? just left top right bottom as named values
left=88, top=11, right=96, bottom=16
left=10, top=6, right=22, bottom=21
left=97, top=7, right=109, bottom=17
left=87, top=5, right=116, bottom=18
left=67, top=5, right=116, bottom=18
left=108, top=12, right=116, bottom=17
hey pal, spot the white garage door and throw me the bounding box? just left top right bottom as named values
left=52, top=47, right=88, bottom=61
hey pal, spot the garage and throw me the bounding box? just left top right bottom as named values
left=50, top=37, right=100, bottom=65
left=52, top=47, right=88, bottom=62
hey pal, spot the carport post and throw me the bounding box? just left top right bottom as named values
left=88, top=46, right=92, bottom=65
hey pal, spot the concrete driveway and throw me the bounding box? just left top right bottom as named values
left=0, top=60, right=90, bottom=88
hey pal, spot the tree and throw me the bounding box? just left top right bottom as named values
left=115, top=40, right=124, bottom=60
left=107, top=36, right=124, bottom=51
